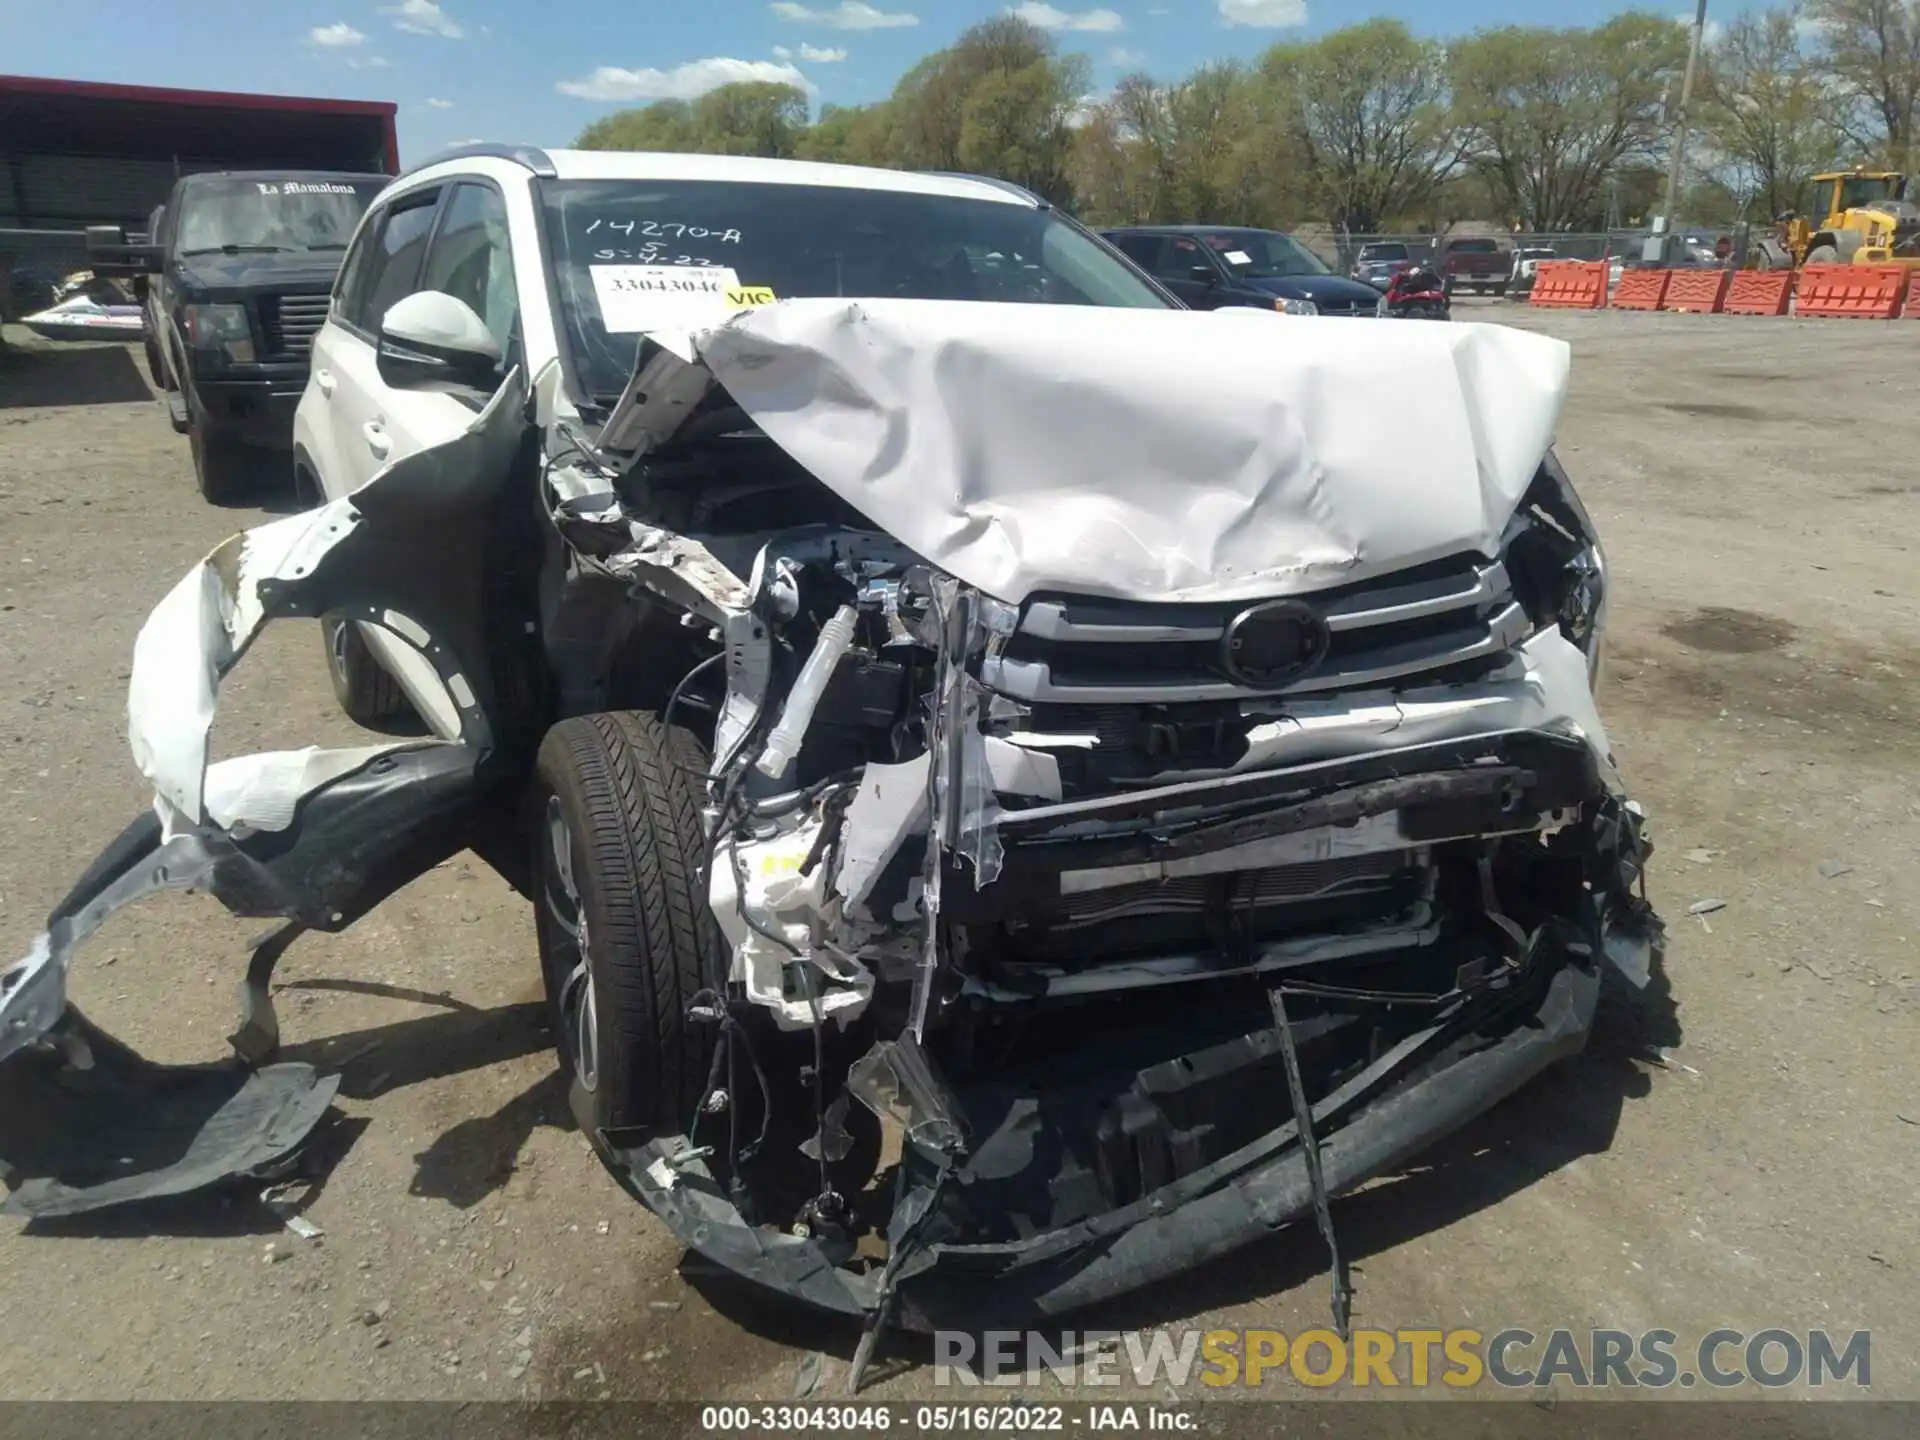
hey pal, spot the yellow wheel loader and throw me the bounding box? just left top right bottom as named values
left=1747, top=170, right=1920, bottom=270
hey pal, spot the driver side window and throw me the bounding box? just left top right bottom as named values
left=338, top=188, right=441, bottom=335
left=416, top=182, right=520, bottom=361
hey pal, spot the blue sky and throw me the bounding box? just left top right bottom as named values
left=5, top=0, right=1738, bottom=164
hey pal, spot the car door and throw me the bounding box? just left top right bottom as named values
left=1136, top=234, right=1230, bottom=309
left=307, top=184, right=445, bottom=500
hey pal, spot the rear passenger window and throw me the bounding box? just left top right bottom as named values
left=341, top=189, right=440, bottom=333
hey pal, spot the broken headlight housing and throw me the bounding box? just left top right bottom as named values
left=184, top=302, right=255, bottom=364
left=1506, top=454, right=1609, bottom=692
left=1274, top=298, right=1319, bottom=316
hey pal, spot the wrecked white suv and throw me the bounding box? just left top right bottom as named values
left=2, top=146, right=1659, bottom=1371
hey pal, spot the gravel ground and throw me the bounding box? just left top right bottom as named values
left=0, top=306, right=1914, bottom=1410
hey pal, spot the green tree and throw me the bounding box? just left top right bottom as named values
left=1803, top=0, right=1920, bottom=163
left=691, top=82, right=811, bottom=158
left=575, top=100, right=697, bottom=153
left=1451, top=14, right=1688, bottom=231
left=888, top=16, right=1087, bottom=201
left=1701, top=7, right=1839, bottom=220
left=575, top=82, right=809, bottom=158
left=1258, top=20, right=1463, bottom=233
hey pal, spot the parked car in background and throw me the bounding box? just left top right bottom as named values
left=1105, top=225, right=1386, bottom=315
left=1437, top=236, right=1509, bottom=295
left=88, top=170, right=388, bottom=503
left=1509, top=245, right=1559, bottom=293
left=1350, top=240, right=1415, bottom=290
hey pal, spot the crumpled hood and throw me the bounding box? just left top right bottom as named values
left=686, top=298, right=1569, bottom=605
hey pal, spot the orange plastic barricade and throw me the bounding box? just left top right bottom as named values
left=1660, top=269, right=1732, bottom=313
left=1528, top=260, right=1608, bottom=309
left=1904, top=271, right=1920, bottom=317
left=1723, top=270, right=1793, bottom=316
left=1610, top=269, right=1670, bottom=310
left=1794, top=265, right=1907, bottom=319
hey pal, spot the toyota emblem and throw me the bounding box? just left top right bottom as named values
left=1220, top=599, right=1331, bottom=687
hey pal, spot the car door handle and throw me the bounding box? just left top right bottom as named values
left=314, top=369, right=336, bottom=397
left=362, top=422, right=391, bottom=459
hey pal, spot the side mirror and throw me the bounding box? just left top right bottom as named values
left=85, top=224, right=164, bottom=276
left=376, top=291, right=501, bottom=392
left=1188, top=264, right=1218, bottom=286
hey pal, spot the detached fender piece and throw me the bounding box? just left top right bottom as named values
left=0, top=371, right=532, bottom=1207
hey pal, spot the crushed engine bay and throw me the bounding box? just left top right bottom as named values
left=0, top=301, right=1660, bottom=1377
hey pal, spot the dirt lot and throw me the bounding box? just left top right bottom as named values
left=0, top=307, right=1915, bottom=1411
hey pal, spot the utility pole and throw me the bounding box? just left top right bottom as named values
left=1658, top=0, right=1710, bottom=253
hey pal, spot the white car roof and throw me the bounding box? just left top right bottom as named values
left=541, top=148, right=1034, bottom=206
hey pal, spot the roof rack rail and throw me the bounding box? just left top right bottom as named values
left=923, top=171, right=1046, bottom=206
left=409, top=144, right=558, bottom=178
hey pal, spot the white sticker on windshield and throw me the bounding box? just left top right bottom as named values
left=1224, top=250, right=1253, bottom=265
left=591, top=264, right=740, bottom=332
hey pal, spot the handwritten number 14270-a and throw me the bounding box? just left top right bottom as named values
left=584, top=220, right=743, bottom=244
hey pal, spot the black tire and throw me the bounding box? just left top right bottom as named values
left=186, top=396, right=250, bottom=505
left=532, top=711, right=717, bottom=1144
left=1805, top=243, right=1840, bottom=267
left=322, top=615, right=412, bottom=726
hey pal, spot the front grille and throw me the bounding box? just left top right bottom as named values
left=1315, top=297, right=1376, bottom=317
left=258, top=292, right=332, bottom=358
left=983, top=553, right=1527, bottom=704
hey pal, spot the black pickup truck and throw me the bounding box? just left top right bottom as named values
left=89, top=171, right=387, bottom=502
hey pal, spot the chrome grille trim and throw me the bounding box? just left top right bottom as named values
left=983, top=551, right=1526, bottom=704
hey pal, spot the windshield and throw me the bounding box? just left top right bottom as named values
left=1836, top=175, right=1899, bottom=211
left=1359, top=244, right=1409, bottom=262
left=175, top=176, right=386, bottom=255
left=1197, top=231, right=1329, bottom=279
left=540, top=177, right=1170, bottom=402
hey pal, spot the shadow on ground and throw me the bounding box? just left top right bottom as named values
left=0, top=338, right=152, bottom=409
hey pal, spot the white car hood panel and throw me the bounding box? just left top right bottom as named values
left=687, top=298, right=1570, bottom=605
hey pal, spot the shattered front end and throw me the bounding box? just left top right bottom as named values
left=582, top=303, right=1662, bottom=1352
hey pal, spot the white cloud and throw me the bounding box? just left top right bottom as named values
left=799, top=43, right=849, bottom=61
left=558, top=57, right=815, bottom=101
left=1013, top=3, right=1124, bottom=31
left=770, top=2, right=918, bottom=30
left=347, top=55, right=393, bottom=69
left=444, top=137, right=485, bottom=147
left=1067, top=92, right=1105, bottom=128
left=307, top=22, right=366, bottom=47
left=1218, top=0, right=1306, bottom=27
left=1674, top=12, right=1726, bottom=45
left=384, top=1, right=465, bottom=39
left=773, top=44, right=794, bottom=59
left=1108, top=46, right=1145, bottom=66
left=425, top=97, right=454, bottom=108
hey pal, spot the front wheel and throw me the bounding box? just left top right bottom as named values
left=1805, top=243, right=1840, bottom=267
left=186, top=396, right=251, bottom=505
left=532, top=712, right=718, bottom=1146
left=322, top=615, right=414, bottom=728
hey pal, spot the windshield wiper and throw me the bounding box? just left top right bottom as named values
left=180, top=244, right=296, bottom=256
left=304, top=243, right=349, bottom=252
